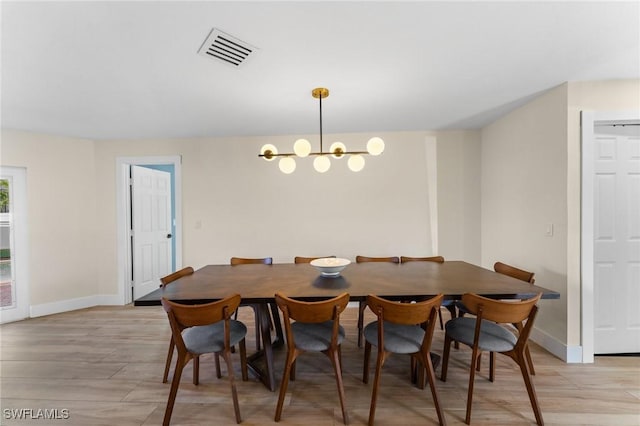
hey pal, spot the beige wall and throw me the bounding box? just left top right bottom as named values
left=481, top=84, right=569, bottom=345
left=480, top=79, right=640, bottom=358
left=0, top=130, right=98, bottom=306
left=436, top=130, right=481, bottom=264
left=5, top=129, right=460, bottom=308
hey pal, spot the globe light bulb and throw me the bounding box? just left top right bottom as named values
left=260, top=144, right=278, bottom=161
left=348, top=154, right=365, bottom=172
left=313, top=156, right=331, bottom=173
left=293, top=139, right=311, bottom=157
left=330, top=142, right=346, bottom=159
left=278, top=157, right=296, bottom=174
left=366, top=137, right=385, bottom=156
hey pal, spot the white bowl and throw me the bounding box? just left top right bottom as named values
left=310, top=257, right=351, bottom=277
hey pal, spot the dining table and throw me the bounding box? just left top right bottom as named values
left=135, top=260, right=560, bottom=391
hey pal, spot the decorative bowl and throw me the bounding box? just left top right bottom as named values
left=310, top=257, right=351, bottom=277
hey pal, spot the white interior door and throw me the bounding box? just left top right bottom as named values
left=131, top=165, right=172, bottom=300
left=593, top=124, right=640, bottom=354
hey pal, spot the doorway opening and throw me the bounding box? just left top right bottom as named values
left=581, top=111, right=640, bottom=362
left=0, top=167, right=29, bottom=323
left=116, top=156, right=182, bottom=305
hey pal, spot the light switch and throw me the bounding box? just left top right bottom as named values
left=545, top=223, right=554, bottom=237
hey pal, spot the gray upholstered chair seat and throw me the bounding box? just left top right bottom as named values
left=363, top=321, right=425, bottom=354
left=291, top=320, right=345, bottom=351
left=445, top=317, right=516, bottom=352
left=182, top=320, right=248, bottom=354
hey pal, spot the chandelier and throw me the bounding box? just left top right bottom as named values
left=259, top=88, right=385, bottom=174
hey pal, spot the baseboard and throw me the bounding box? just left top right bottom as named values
left=530, top=326, right=583, bottom=363
left=30, top=294, right=123, bottom=318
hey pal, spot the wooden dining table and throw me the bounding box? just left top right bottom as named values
left=135, top=260, right=559, bottom=391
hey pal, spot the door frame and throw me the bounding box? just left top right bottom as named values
left=581, top=110, right=640, bottom=363
left=116, top=156, right=182, bottom=305
left=0, top=166, right=29, bottom=323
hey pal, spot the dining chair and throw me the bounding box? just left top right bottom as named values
left=362, top=293, right=446, bottom=426
left=160, top=266, right=195, bottom=384
left=441, top=293, right=543, bottom=425
left=161, top=294, right=248, bottom=425
left=230, top=257, right=276, bottom=351
left=293, top=255, right=336, bottom=264
left=400, top=256, right=455, bottom=329
left=355, top=256, right=400, bottom=348
left=274, top=292, right=350, bottom=424
left=456, top=261, right=537, bottom=374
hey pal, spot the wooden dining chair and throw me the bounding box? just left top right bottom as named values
left=441, top=293, right=543, bottom=425
left=160, top=266, right=195, bottom=384
left=274, top=292, right=350, bottom=424
left=293, top=255, right=336, bottom=264
left=355, top=256, right=400, bottom=348
left=457, top=261, right=537, bottom=374
left=230, top=257, right=275, bottom=351
left=363, top=294, right=446, bottom=426
left=400, top=256, right=455, bottom=329
left=161, top=294, right=248, bottom=425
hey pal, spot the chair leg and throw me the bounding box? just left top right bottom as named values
left=222, top=349, right=242, bottom=424
left=517, top=353, right=544, bottom=425
left=239, top=338, right=248, bottom=381
left=422, top=351, right=446, bottom=426
left=329, top=347, right=349, bottom=425
left=465, top=349, right=481, bottom=424
left=368, top=349, right=387, bottom=426
left=440, top=334, right=452, bottom=382
left=516, top=322, right=536, bottom=375
left=410, top=356, right=418, bottom=385
left=358, top=301, right=366, bottom=348
left=193, top=355, right=200, bottom=385
left=163, top=337, right=175, bottom=383
left=445, top=304, right=457, bottom=322
left=525, top=344, right=536, bottom=375
left=489, top=351, right=496, bottom=382
left=275, top=349, right=297, bottom=422
left=291, top=359, right=296, bottom=381
left=437, top=308, right=444, bottom=330
left=163, top=353, right=187, bottom=426
left=215, top=353, right=222, bottom=378
left=363, top=341, right=372, bottom=384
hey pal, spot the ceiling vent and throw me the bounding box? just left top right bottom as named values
left=198, top=28, right=257, bottom=68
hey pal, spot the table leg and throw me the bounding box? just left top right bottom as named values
left=247, top=302, right=277, bottom=391
left=269, top=302, right=284, bottom=346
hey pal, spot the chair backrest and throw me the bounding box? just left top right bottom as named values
left=294, top=255, right=336, bottom=264
left=366, top=294, right=444, bottom=326
left=160, top=266, right=194, bottom=287
left=494, top=261, right=535, bottom=284
left=367, top=294, right=443, bottom=353
left=356, top=255, right=400, bottom=264
left=460, top=293, right=541, bottom=326
left=275, top=292, right=350, bottom=350
left=400, top=256, right=444, bottom=263
left=161, top=294, right=242, bottom=352
left=275, top=292, right=350, bottom=323
left=230, top=257, right=273, bottom=265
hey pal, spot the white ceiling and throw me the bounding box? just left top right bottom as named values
left=1, top=1, right=638, bottom=140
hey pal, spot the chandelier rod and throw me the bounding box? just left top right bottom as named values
left=319, top=92, right=323, bottom=154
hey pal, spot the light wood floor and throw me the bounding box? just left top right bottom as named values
left=1, top=305, right=638, bottom=425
